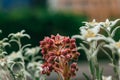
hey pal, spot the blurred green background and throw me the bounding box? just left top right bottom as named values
left=0, top=0, right=120, bottom=60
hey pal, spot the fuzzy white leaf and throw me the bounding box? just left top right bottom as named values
left=111, top=26, right=120, bottom=37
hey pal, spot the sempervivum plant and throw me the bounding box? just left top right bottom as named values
left=40, top=34, right=80, bottom=80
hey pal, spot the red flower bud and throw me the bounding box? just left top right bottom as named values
left=40, top=41, right=45, bottom=45
left=70, top=43, right=76, bottom=49
left=56, top=34, right=60, bottom=40
left=44, top=37, right=50, bottom=42
left=44, top=55, right=49, bottom=60
left=70, top=68, right=76, bottom=73
left=71, top=63, right=77, bottom=69
left=41, top=49, right=46, bottom=54
left=51, top=35, right=55, bottom=39
left=66, top=54, right=72, bottom=59
left=47, top=56, right=55, bottom=63
left=61, top=49, right=67, bottom=56
left=76, top=52, right=80, bottom=56
left=63, top=37, right=70, bottom=43
left=70, top=39, right=76, bottom=43
left=49, top=52, right=55, bottom=56
left=42, top=70, right=46, bottom=74
left=48, top=39, right=53, bottom=45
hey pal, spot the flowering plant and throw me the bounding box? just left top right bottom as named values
left=72, top=19, right=120, bottom=80
left=0, top=19, right=120, bottom=80
left=40, top=34, right=80, bottom=80
left=0, top=30, right=43, bottom=80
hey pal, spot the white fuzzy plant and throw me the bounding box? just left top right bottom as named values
left=1, top=19, right=120, bottom=80
left=0, top=30, right=44, bottom=80
left=72, top=19, right=120, bottom=80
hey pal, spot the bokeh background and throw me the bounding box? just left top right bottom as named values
left=1, top=0, right=120, bottom=79
left=0, top=0, right=120, bottom=60
left=0, top=0, right=120, bottom=80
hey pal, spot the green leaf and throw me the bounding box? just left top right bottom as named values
left=89, top=60, right=95, bottom=77
left=72, top=35, right=83, bottom=40
left=100, top=68, right=104, bottom=80
left=111, top=26, right=120, bottom=37
left=83, top=72, right=90, bottom=80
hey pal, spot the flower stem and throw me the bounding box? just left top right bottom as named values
left=117, top=56, right=120, bottom=80
left=18, top=38, right=26, bottom=80
left=89, top=60, right=95, bottom=80
left=7, top=66, right=16, bottom=80
left=57, top=72, right=62, bottom=80
left=63, top=77, right=70, bottom=80
left=113, top=58, right=118, bottom=79
left=118, top=60, right=120, bottom=80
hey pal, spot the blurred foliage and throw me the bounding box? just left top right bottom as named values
left=0, top=8, right=88, bottom=60
left=1, top=8, right=120, bottom=60
left=0, top=8, right=119, bottom=61
left=0, top=9, right=88, bottom=46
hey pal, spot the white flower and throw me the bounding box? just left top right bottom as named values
left=105, top=38, right=120, bottom=54
left=8, top=30, right=30, bottom=39
left=114, top=41, right=120, bottom=48
left=24, top=47, right=40, bottom=56
left=6, top=51, right=22, bottom=62
left=112, top=41, right=120, bottom=53
left=83, top=19, right=99, bottom=27
left=100, top=19, right=120, bottom=31
left=0, top=38, right=10, bottom=48
left=79, top=25, right=101, bottom=41
left=102, top=76, right=112, bottom=80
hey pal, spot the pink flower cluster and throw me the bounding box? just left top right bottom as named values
left=40, top=34, right=80, bottom=79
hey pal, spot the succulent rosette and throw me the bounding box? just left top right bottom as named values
left=40, top=34, right=80, bottom=80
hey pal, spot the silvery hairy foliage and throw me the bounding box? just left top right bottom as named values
left=72, top=19, right=120, bottom=80
left=0, top=31, right=13, bottom=80
left=101, top=19, right=120, bottom=80
left=0, top=30, right=44, bottom=80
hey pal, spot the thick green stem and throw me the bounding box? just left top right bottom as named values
left=95, top=63, right=100, bottom=80
left=89, top=60, right=95, bottom=80
left=89, top=56, right=102, bottom=80
left=111, top=51, right=118, bottom=80
left=113, top=58, right=118, bottom=79
left=94, top=57, right=99, bottom=80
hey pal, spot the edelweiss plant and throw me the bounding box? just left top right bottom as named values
left=72, top=19, right=120, bottom=80
left=0, top=36, right=13, bottom=80
left=40, top=34, right=80, bottom=80
left=1, top=19, right=120, bottom=80
left=0, top=30, right=43, bottom=80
